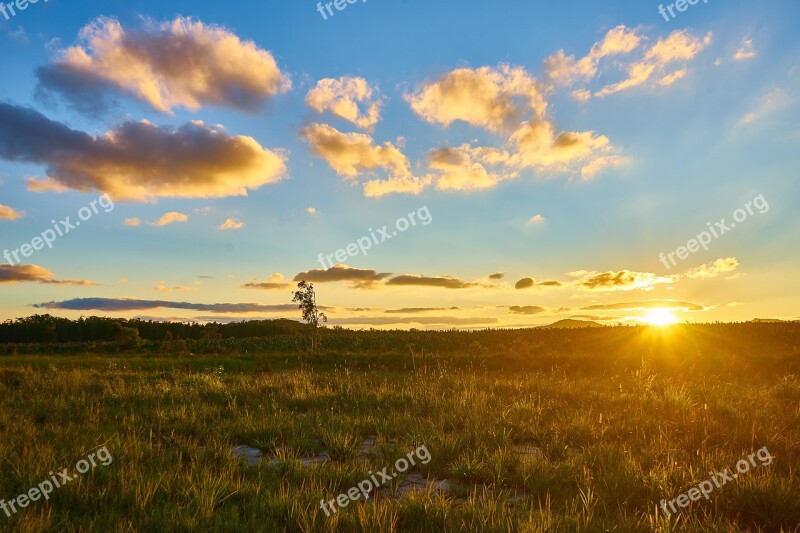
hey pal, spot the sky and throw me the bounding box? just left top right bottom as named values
left=0, top=0, right=798, bottom=329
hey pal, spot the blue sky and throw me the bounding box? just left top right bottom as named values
left=1, top=0, right=798, bottom=327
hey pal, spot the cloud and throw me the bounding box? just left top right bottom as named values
left=0, top=204, right=24, bottom=220
left=218, top=218, right=245, bottom=230
left=153, top=212, right=188, bottom=227
left=527, top=214, right=545, bottom=225
left=427, top=144, right=514, bottom=192
left=508, top=121, right=615, bottom=176
left=659, top=69, right=687, bottom=86
left=385, top=274, right=480, bottom=289
left=575, top=270, right=672, bottom=291
left=738, top=88, right=791, bottom=126
left=301, top=123, right=409, bottom=179
left=242, top=273, right=292, bottom=290
left=301, top=123, right=427, bottom=196
left=580, top=300, right=706, bottom=312
left=0, top=103, right=287, bottom=201
left=34, top=298, right=298, bottom=313
left=0, top=264, right=94, bottom=285
left=571, top=89, right=592, bottom=102
left=509, top=305, right=547, bottom=315
left=734, top=38, right=756, bottom=61
left=306, top=77, right=382, bottom=130
left=580, top=155, right=630, bottom=180
left=328, top=316, right=498, bottom=326
left=683, top=257, right=739, bottom=279
left=363, top=175, right=433, bottom=198
left=155, top=281, right=195, bottom=293
left=595, top=30, right=712, bottom=97
left=384, top=307, right=455, bottom=314
left=514, top=276, right=561, bottom=289
left=293, top=264, right=391, bottom=288
left=6, top=26, right=28, bottom=44
left=306, top=207, right=317, bottom=215
left=26, top=176, right=68, bottom=193
left=544, top=25, right=642, bottom=86
left=124, top=217, right=142, bottom=227
left=36, top=16, right=290, bottom=115
left=406, top=65, right=547, bottom=133
left=405, top=63, right=621, bottom=193
left=515, top=277, right=535, bottom=290
left=488, top=272, right=505, bottom=280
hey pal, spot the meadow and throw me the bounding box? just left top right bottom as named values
left=1, top=322, right=799, bottom=531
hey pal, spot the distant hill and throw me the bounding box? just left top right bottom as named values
left=540, top=319, right=603, bottom=329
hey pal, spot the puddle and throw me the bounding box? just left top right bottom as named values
left=300, top=451, right=330, bottom=467
left=231, top=445, right=262, bottom=466
left=513, top=445, right=545, bottom=458
left=357, top=437, right=377, bottom=464
left=397, top=473, right=451, bottom=498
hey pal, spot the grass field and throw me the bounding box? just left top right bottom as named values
left=1, top=324, right=799, bottom=532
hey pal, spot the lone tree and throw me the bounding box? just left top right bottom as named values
left=292, top=281, right=327, bottom=351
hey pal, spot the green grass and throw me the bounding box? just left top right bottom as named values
left=1, top=328, right=799, bottom=531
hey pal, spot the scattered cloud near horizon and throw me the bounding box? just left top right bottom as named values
left=0, top=264, right=94, bottom=285
left=33, top=298, right=299, bottom=313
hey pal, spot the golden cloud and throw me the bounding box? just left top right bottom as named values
left=406, top=65, right=547, bottom=133
left=385, top=274, right=481, bottom=289
left=509, top=305, right=547, bottom=315
left=581, top=300, right=706, bottom=312
left=37, top=16, right=290, bottom=114
left=301, top=123, right=410, bottom=179
left=242, top=273, right=292, bottom=291
left=301, top=123, right=431, bottom=197
left=294, top=264, right=391, bottom=288
left=508, top=121, right=613, bottom=173
left=575, top=270, right=673, bottom=291
left=155, top=281, right=195, bottom=293
left=428, top=144, right=515, bottom=191
left=0, top=204, right=24, bottom=220
left=734, top=38, right=756, bottom=61
left=683, top=257, right=739, bottom=279
left=26, top=176, right=69, bottom=193
left=544, top=25, right=642, bottom=86
left=596, top=30, right=712, bottom=97
left=0, top=103, right=286, bottom=201
left=306, top=77, right=382, bottom=130
left=218, top=218, right=245, bottom=230
left=515, top=277, right=535, bottom=290
left=0, top=264, right=94, bottom=285
left=153, top=212, right=188, bottom=227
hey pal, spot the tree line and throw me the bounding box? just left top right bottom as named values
left=0, top=315, right=311, bottom=344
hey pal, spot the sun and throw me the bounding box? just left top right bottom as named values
left=643, top=308, right=677, bottom=326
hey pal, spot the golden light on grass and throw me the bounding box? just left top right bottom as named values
left=642, top=308, right=677, bottom=326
